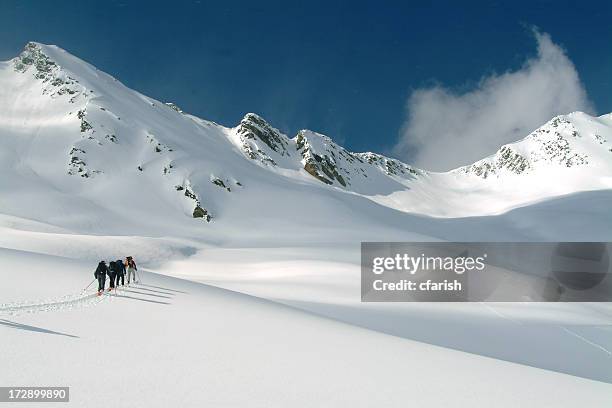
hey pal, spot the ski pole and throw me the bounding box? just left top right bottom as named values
left=83, top=278, right=96, bottom=291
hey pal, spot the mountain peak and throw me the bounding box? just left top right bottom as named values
left=295, top=130, right=350, bottom=186
left=235, top=112, right=290, bottom=163
left=13, top=42, right=58, bottom=77
left=241, top=112, right=266, bottom=123
left=23, top=41, right=43, bottom=52
left=22, top=41, right=46, bottom=53
left=8, top=41, right=91, bottom=104
left=456, top=111, right=612, bottom=179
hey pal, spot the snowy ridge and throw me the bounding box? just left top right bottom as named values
left=293, top=129, right=423, bottom=194
left=456, top=113, right=612, bottom=178
left=233, top=112, right=291, bottom=166
left=370, top=112, right=612, bottom=217
left=229, top=112, right=428, bottom=193
left=2, top=41, right=612, bottom=226
left=1, top=42, right=432, bottom=231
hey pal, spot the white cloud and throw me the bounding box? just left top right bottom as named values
left=394, top=30, right=594, bottom=171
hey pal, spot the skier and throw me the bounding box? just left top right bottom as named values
left=94, top=261, right=108, bottom=296
left=107, top=261, right=118, bottom=291
left=115, top=258, right=126, bottom=286
left=126, top=256, right=138, bottom=284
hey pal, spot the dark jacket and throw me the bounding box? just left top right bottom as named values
left=115, top=259, right=126, bottom=275
left=94, top=262, right=108, bottom=279
left=108, top=261, right=118, bottom=277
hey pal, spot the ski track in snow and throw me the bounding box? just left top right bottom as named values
left=559, top=325, right=612, bottom=357
left=0, top=287, right=124, bottom=316
left=480, top=301, right=612, bottom=358
left=479, top=302, right=524, bottom=325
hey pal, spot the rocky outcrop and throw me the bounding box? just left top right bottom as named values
left=357, top=152, right=422, bottom=178
left=14, top=42, right=83, bottom=101
left=294, top=130, right=423, bottom=188
left=461, top=146, right=531, bottom=178
left=192, top=205, right=211, bottom=220
left=235, top=113, right=291, bottom=166
left=13, top=42, right=58, bottom=80
left=295, top=130, right=355, bottom=187
left=458, top=115, right=589, bottom=178
left=165, top=102, right=183, bottom=113
left=67, top=146, right=101, bottom=178
left=175, top=184, right=211, bottom=222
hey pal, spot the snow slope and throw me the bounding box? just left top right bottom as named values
left=1, top=248, right=611, bottom=408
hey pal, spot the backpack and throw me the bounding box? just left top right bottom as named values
left=116, top=260, right=125, bottom=274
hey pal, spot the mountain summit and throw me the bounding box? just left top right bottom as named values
left=1, top=42, right=611, bottom=239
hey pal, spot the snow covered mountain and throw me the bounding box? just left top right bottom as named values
left=2, top=43, right=612, bottom=404
left=372, top=112, right=612, bottom=217
left=0, top=42, right=429, bottom=240
left=2, top=42, right=612, bottom=240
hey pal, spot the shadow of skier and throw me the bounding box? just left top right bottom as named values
left=0, top=319, right=79, bottom=338
left=121, top=289, right=173, bottom=299
left=137, top=283, right=188, bottom=294
left=114, top=294, right=171, bottom=305
left=130, top=286, right=174, bottom=296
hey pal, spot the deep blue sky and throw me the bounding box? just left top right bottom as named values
left=1, top=0, right=610, bottom=155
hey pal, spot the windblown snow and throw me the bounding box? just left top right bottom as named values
left=1, top=42, right=611, bottom=407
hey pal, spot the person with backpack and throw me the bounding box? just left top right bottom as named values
left=115, top=258, right=126, bottom=286
left=107, top=261, right=118, bottom=291
left=126, top=256, right=138, bottom=284
left=108, top=261, right=119, bottom=291
left=94, top=261, right=108, bottom=296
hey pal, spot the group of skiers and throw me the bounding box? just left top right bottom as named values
left=94, top=256, right=138, bottom=295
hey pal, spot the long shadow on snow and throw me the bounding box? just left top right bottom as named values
left=129, top=286, right=174, bottom=296
left=0, top=319, right=79, bottom=338
left=137, top=283, right=187, bottom=294
left=115, top=294, right=170, bottom=305
left=121, top=289, right=173, bottom=299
